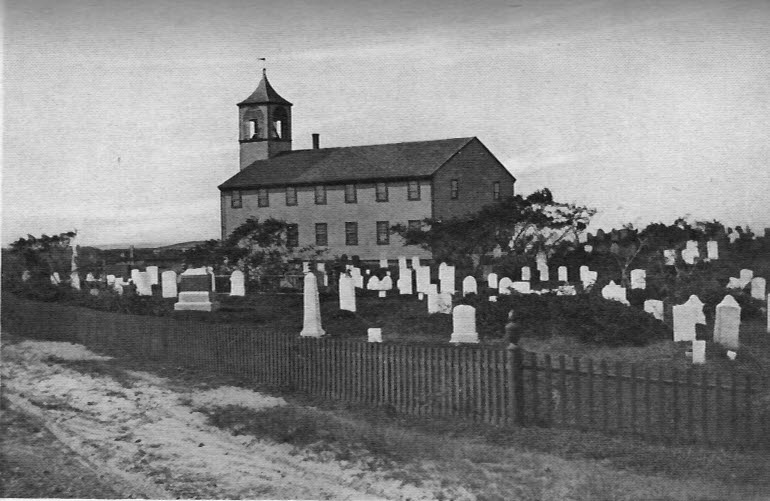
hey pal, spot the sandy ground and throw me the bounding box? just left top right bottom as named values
left=3, top=338, right=769, bottom=500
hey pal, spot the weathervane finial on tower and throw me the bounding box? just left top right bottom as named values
left=258, top=57, right=266, bottom=76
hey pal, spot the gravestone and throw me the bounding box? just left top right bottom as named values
left=52, top=272, right=62, bottom=284
left=750, top=277, right=766, bottom=300
left=130, top=268, right=140, bottom=283
left=707, top=240, right=719, bottom=260
left=672, top=295, right=705, bottom=342
left=489, top=296, right=498, bottom=302
left=487, top=272, right=498, bottom=289
left=175, top=268, right=219, bottom=311
left=411, top=256, right=421, bottom=269
left=302, top=262, right=310, bottom=273
left=398, top=256, right=408, bottom=270
left=339, top=274, right=356, bottom=312
left=644, top=299, right=665, bottom=321
left=558, top=266, right=568, bottom=283
left=367, top=328, right=382, bottom=343
left=70, top=272, right=81, bottom=290
left=439, top=264, right=456, bottom=293
left=726, top=277, right=742, bottom=289
left=316, top=262, right=326, bottom=273
left=692, top=340, right=706, bottom=364
left=714, top=295, right=740, bottom=349
left=663, top=249, right=677, bottom=266
left=538, top=265, right=550, bottom=282
left=427, top=290, right=440, bottom=314
left=512, top=281, right=531, bottom=294
left=161, top=270, right=178, bottom=298
left=686, top=240, right=699, bottom=256
left=397, top=268, right=413, bottom=295
left=206, top=267, right=216, bottom=292
left=85, top=272, right=96, bottom=282
left=437, top=293, right=452, bottom=314
left=367, top=276, right=381, bottom=291
left=146, top=266, right=159, bottom=285
left=462, top=276, right=478, bottom=296
left=728, top=232, right=740, bottom=244
left=381, top=274, right=393, bottom=291
left=556, top=285, right=577, bottom=296
left=681, top=248, right=697, bottom=265
left=498, top=277, right=513, bottom=295
left=415, top=266, right=430, bottom=294
left=630, top=269, right=646, bottom=289
left=583, top=271, right=598, bottom=289
left=350, top=267, right=364, bottom=288
left=428, top=284, right=439, bottom=295
left=521, top=266, right=531, bottom=281
left=230, top=270, right=245, bottom=296
left=579, top=266, right=589, bottom=282
left=449, top=305, right=479, bottom=343
left=584, top=244, right=593, bottom=253
left=739, top=269, right=753, bottom=288
left=106, top=274, right=116, bottom=285
left=601, top=281, right=629, bottom=305
left=379, top=256, right=388, bottom=269
left=300, top=273, right=325, bottom=337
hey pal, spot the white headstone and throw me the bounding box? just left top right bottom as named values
left=512, top=281, right=531, bottom=294
left=750, top=277, right=766, bottom=300
left=706, top=240, right=719, bottom=260
left=714, top=295, right=740, bottom=349
left=52, top=272, right=61, bottom=284
left=339, top=274, right=356, bottom=312
left=538, top=265, right=550, bottom=282
left=672, top=296, right=706, bottom=343
left=316, top=262, right=326, bottom=273
left=367, top=328, right=382, bottom=343
left=229, top=270, right=245, bottom=296
left=521, top=266, right=531, bottom=281
left=558, top=266, right=568, bottom=283
left=727, top=350, right=737, bottom=361
left=462, top=276, right=478, bottom=296
left=300, top=273, right=325, bottom=338
left=583, top=244, right=593, bottom=253
left=161, top=270, right=178, bottom=298
left=601, top=281, right=629, bottom=305
left=70, top=272, right=81, bottom=290
left=367, top=276, right=382, bottom=290
left=684, top=295, right=707, bottom=324
left=692, top=340, right=706, bottom=364
left=378, top=291, right=386, bottom=298
left=398, top=256, right=408, bottom=270
left=663, top=249, right=677, bottom=266
left=427, top=291, right=440, bottom=314
left=644, top=299, right=665, bottom=321
left=584, top=271, right=598, bottom=288
left=206, top=266, right=216, bottom=291
left=415, top=266, right=430, bottom=294
left=487, top=272, right=498, bottom=289
left=106, top=274, right=116, bottom=285
left=726, top=277, right=742, bottom=289
left=437, top=293, right=453, bottom=314
left=135, top=271, right=153, bottom=296
left=130, top=268, right=140, bottom=283
left=579, top=266, right=589, bottom=282
left=681, top=248, right=697, bottom=265
left=489, top=296, right=498, bottom=302
left=350, top=267, right=364, bottom=288
left=556, top=285, right=577, bottom=296
left=302, top=261, right=310, bottom=273
left=739, top=269, right=753, bottom=288
left=146, top=266, right=159, bottom=285
left=449, top=305, right=479, bottom=343
left=411, top=256, right=421, bottom=269
left=439, top=264, right=456, bottom=293
left=397, top=268, right=413, bottom=295
left=380, top=275, right=393, bottom=291
left=536, top=251, right=548, bottom=270
left=379, top=256, right=388, bottom=269
left=686, top=240, right=699, bottom=256
left=428, top=283, right=439, bottom=295
left=630, top=269, right=647, bottom=290
left=498, top=277, right=513, bottom=295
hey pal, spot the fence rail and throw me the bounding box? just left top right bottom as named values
left=3, top=294, right=767, bottom=449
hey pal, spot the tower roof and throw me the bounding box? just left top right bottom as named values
left=238, top=70, right=293, bottom=107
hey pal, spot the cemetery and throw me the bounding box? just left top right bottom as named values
left=3, top=218, right=770, bottom=453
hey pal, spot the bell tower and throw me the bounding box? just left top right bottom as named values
left=238, top=69, right=293, bottom=169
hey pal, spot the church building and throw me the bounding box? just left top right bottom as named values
left=218, top=70, right=516, bottom=262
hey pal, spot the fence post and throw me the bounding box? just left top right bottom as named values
left=507, top=346, right=525, bottom=426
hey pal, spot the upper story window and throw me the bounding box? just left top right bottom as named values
left=231, top=190, right=242, bottom=209
left=257, top=188, right=269, bottom=207
left=407, top=180, right=421, bottom=201
left=376, top=182, right=388, bottom=202
left=286, top=224, right=299, bottom=247
left=344, top=183, right=357, bottom=203
left=493, top=181, right=501, bottom=201
left=315, top=223, right=328, bottom=246
left=450, top=179, right=459, bottom=200
left=286, top=186, right=297, bottom=206
left=314, top=185, right=327, bottom=205
left=376, top=221, right=390, bottom=245
left=345, top=222, right=358, bottom=246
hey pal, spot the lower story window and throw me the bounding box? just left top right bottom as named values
left=376, top=221, right=390, bottom=245
left=345, top=222, right=358, bottom=246
left=286, top=224, right=299, bottom=247
left=231, top=190, right=242, bottom=208
left=315, top=223, right=328, bottom=246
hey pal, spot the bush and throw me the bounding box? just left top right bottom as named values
left=459, top=293, right=670, bottom=347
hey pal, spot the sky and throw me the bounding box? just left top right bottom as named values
left=3, top=0, right=769, bottom=247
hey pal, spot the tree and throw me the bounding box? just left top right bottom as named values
left=392, top=189, right=595, bottom=271
left=9, top=231, right=77, bottom=278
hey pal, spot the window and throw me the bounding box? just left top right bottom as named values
left=376, top=221, right=390, bottom=245
left=285, top=186, right=297, bottom=206
left=493, top=181, right=501, bottom=201
left=408, top=220, right=422, bottom=232
left=344, top=183, right=357, bottom=203
left=315, top=223, right=328, bottom=246
left=376, top=182, right=388, bottom=202
left=257, top=188, right=269, bottom=207
left=407, top=180, right=421, bottom=201
left=249, top=120, right=259, bottom=139
left=231, top=190, right=242, bottom=208
left=345, top=222, right=358, bottom=246
left=315, top=185, right=326, bottom=205
left=450, top=179, right=459, bottom=200
left=286, top=224, right=299, bottom=247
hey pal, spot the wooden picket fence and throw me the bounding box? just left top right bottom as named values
left=3, top=294, right=768, bottom=449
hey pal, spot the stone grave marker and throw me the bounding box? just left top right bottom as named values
left=367, top=275, right=381, bottom=291
left=707, top=240, right=719, bottom=260
left=427, top=290, right=440, bottom=314
left=462, top=276, right=478, bottom=296
left=367, top=328, right=382, bottom=343
left=579, top=266, right=589, bottom=282
left=487, top=272, right=498, bottom=289
left=175, top=268, right=219, bottom=311
left=751, top=277, right=766, bottom=300
left=230, top=270, right=245, bottom=296
left=739, top=269, right=753, bottom=288
left=398, top=256, right=408, bottom=270
left=498, top=277, right=513, bottom=295
left=439, top=264, right=456, bottom=294
left=146, top=266, right=159, bottom=285
left=70, top=271, right=81, bottom=290
left=663, top=249, right=677, bottom=266
left=644, top=299, right=664, bottom=321
left=601, top=281, right=629, bottom=305
left=161, top=270, right=178, bottom=298
left=379, top=256, right=388, bottom=269
left=85, top=272, right=96, bottom=282
left=350, top=267, right=364, bottom=288
left=52, top=272, right=62, bottom=284
left=558, top=266, right=568, bottom=283
left=630, top=269, right=646, bottom=289
left=538, top=265, right=550, bottom=282
left=437, top=293, right=453, bottom=314
left=450, top=305, right=479, bottom=343
left=714, top=295, right=740, bottom=349
left=339, top=274, right=356, bottom=312
left=521, top=266, right=531, bottom=281
left=672, top=295, right=705, bottom=342
left=512, top=281, right=531, bottom=294
left=583, top=244, right=593, bottom=253
left=106, top=274, right=116, bottom=285
left=300, top=273, right=325, bottom=337
left=397, top=268, right=413, bottom=295
left=415, top=266, right=430, bottom=294
left=556, top=285, right=577, bottom=296
left=692, top=340, right=706, bottom=364
left=411, top=256, right=421, bottom=269
left=726, top=277, right=742, bottom=289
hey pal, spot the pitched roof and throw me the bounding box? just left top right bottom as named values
left=218, top=137, right=477, bottom=190
left=237, top=70, right=292, bottom=107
